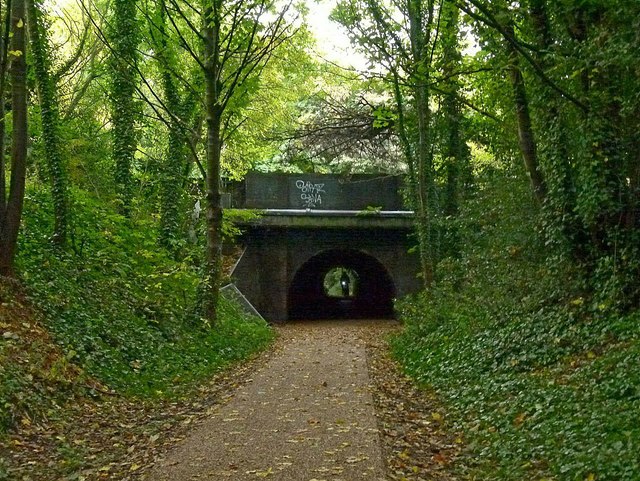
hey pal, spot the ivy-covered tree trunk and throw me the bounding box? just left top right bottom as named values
left=159, top=86, right=187, bottom=253
left=0, top=0, right=28, bottom=277
left=0, top=0, right=10, bottom=220
left=439, top=2, right=469, bottom=219
left=108, top=0, right=139, bottom=217
left=27, top=0, right=68, bottom=246
left=154, top=0, right=187, bottom=252
left=527, top=0, right=588, bottom=263
left=407, top=0, right=437, bottom=288
left=438, top=3, right=470, bottom=260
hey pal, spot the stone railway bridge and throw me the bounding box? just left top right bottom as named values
left=226, top=173, right=420, bottom=321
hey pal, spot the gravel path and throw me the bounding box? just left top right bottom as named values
left=145, top=320, right=394, bottom=481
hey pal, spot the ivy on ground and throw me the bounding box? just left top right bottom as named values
left=393, top=174, right=640, bottom=481
left=1, top=185, right=273, bottom=439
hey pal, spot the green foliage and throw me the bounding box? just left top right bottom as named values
left=356, top=205, right=383, bottom=216
left=108, top=0, right=141, bottom=216
left=222, top=24, right=320, bottom=177
left=13, top=186, right=273, bottom=399
left=28, top=0, right=69, bottom=246
left=222, top=209, right=262, bottom=241
left=392, top=170, right=640, bottom=480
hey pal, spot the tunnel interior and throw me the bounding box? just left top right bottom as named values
left=287, top=249, right=396, bottom=320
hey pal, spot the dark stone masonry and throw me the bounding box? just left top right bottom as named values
left=228, top=173, right=420, bottom=321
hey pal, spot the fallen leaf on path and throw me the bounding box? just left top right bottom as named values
left=255, top=466, right=274, bottom=477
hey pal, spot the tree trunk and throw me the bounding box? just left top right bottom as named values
left=109, top=0, right=138, bottom=217
left=414, top=84, right=436, bottom=288
left=407, top=0, right=437, bottom=288
left=159, top=93, right=186, bottom=252
left=27, top=0, right=67, bottom=246
left=527, top=0, right=589, bottom=261
left=202, top=2, right=223, bottom=324
left=439, top=3, right=469, bottom=260
left=441, top=2, right=469, bottom=216
left=506, top=35, right=546, bottom=204
left=0, top=0, right=10, bottom=216
left=155, top=0, right=187, bottom=253
left=0, top=0, right=27, bottom=277
left=203, top=109, right=223, bottom=324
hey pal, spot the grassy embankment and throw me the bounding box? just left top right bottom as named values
left=393, top=175, right=640, bottom=481
left=0, top=188, right=273, bottom=449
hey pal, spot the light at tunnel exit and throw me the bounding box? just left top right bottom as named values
left=288, top=249, right=396, bottom=320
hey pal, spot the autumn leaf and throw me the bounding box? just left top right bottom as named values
left=433, top=452, right=448, bottom=465
left=398, top=450, right=411, bottom=461
left=513, top=412, right=527, bottom=427
left=255, top=467, right=273, bottom=477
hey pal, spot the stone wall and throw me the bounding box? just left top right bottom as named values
left=231, top=225, right=419, bottom=321
left=239, top=173, right=405, bottom=211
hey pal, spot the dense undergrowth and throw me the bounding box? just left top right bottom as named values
left=393, top=173, right=640, bottom=481
left=0, top=187, right=273, bottom=438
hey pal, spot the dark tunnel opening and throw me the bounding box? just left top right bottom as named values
left=287, top=249, right=396, bottom=320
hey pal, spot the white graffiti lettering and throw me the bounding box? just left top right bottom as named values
left=295, top=180, right=326, bottom=208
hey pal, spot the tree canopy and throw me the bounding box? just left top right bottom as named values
left=0, top=0, right=636, bottom=316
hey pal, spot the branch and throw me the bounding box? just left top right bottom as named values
left=456, top=0, right=589, bottom=112
left=62, top=71, right=101, bottom=120
left=220, top=3, right=297, bottom=111
left=53, top=14, right=91, bottom=82
left=163, top=0, right=206, bottom=70
left=432, top=85, right=501, bottom=122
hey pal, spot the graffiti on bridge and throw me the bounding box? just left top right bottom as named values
left=295, top=180, right=326, bottom=208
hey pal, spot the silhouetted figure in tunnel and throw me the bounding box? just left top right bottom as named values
left=340, top=270, right=350, bottom=297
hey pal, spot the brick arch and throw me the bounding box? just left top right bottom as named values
left=287, top=249, right=396, bottom=320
